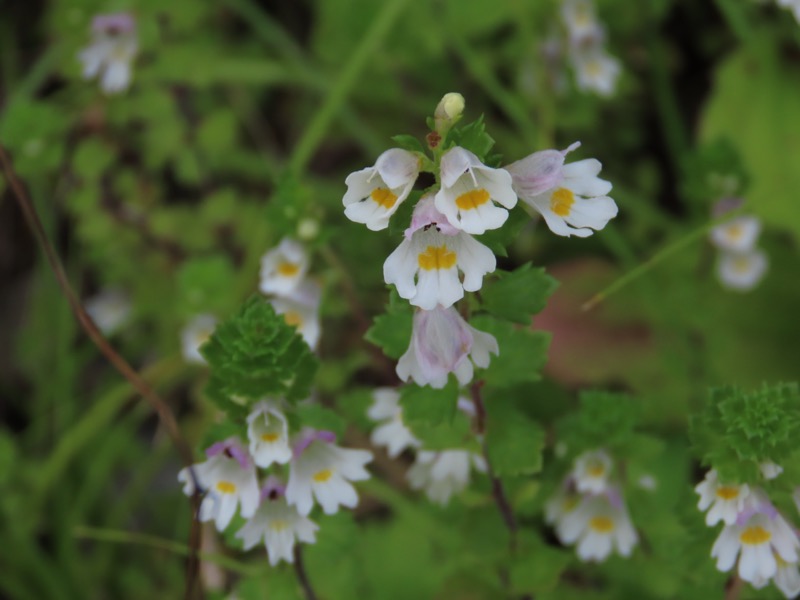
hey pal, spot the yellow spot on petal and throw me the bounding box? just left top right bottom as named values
left=270, top=519, right=289, bottom=532
left=550, top=188, right=575, bottom=217
left=585, top=60, right=602, bottom=77
left=740, top=526, right=771, bottom=545
left=732, top=257, right=752, bottom=274
left=260, top=433, right=280, bottom=443
left=715, top=486, right=740, bottom=500
left=370, top=187, right=398, bottom=209
left=455, top=189, right=490, bottom=211
left=313, top=469, right=333, bottom=483
left=216, top=481, right=237, bottom=494
left=417, top=245, right=457, bottom=271
left=586, top=463, right=606, bottom=478
left=727, top=224, right=744, bottom=240
left=284, top=311, right=303, bottom=327
left=277, top=261, right=300, bottom=277
left=589, top=516, right=615, bottom=533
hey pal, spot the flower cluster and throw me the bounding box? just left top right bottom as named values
left=259, top=238, right=322, bottom=349
left=179, top=402, right=372, bottom=566
left=367, top=389, right=485, bottom=505
left=709, top=200, right=768, bottom=292
left=545, top=450, right=638, bottom=562
left=560, top=0, right=621, bottom=97
left=696, top=467, right=800, bottom=597
left=343, top=93, right=617, bottom=387
left=78, top=13, right=138, bottom=95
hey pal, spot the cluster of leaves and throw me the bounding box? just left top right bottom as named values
left=691, top=383, right=800, bottom=482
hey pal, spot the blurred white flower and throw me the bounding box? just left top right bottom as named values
left=84, top=288, right=131, bottom=335
left=181, top=314, right=217, bottom=365
left=366, top=388, right=420, bottom=458
left=259, top=238, right=309, bottom=297
left=760, top=461, right=784, bottom=481
left=572, top=49, right=621, bottom=97
left=407, top=450, right=486, bottom=505
left=717, top=249, right=768, bottom=292
left=695, top=469, right=750, bottom=527
left=269, top=280, right=322, bottom=349
left=572, top=450, right=613, bottom=495
left=710, top=216, right=762, bottom=254
left=78, top=13, right=138, bottom=94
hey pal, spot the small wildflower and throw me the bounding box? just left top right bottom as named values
left=407, top=450, right=486, bottom=505
left=561, top=0, right=603, bottom=42
left=259, top=238, right=309, bottom=297
left=572, top=449, right=613, bottom=495
left=774, top=556, right=800, bottom=598
left=343, top=149, right=420, bottom=231
left=78, top=13, right=138, bottom=94
left=236, top=480, right=319, bottom=566
left=366, top=388, right=420, bottom=458
left=84, top=289, right=131, bottom=335
left=397, top=307, right=498, bottom=389
left=434, top=147, right=517, bottom=235
left=695, top=469, right=751, bottom=527
left=246, top=401, right=292, bottom=468
left=572, top=49, right=621, bottom=97
left=717, top=250, right=768, bottom=292
left=268, top=280, right=322, bottom=349
left=505, top=142, right=617, bottom=238
left=181, top=314, right=217, bottom=365
left=710, top=216, right=762, bottom=254
left=760, top=461, right=784, bottom=481
left=285, top=431, right=372, bottom=516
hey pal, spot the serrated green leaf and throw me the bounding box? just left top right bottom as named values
left=485, top=402, right=545, bottom=477
left=469, top=315, right=550, bottom=387
left=364, top=298, right=413, bottom=359
left=400, top=379, right=459, bottom=427
left=558, top=391, right=640, bottom=455
left=390, top=134, right=425, bottom=154
left=509, top=534, right=571, bottom=594
left=481, top=263, right=558, bottom=324
left=447, top=114, right=495, bottom=161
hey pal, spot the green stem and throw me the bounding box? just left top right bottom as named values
left=287, top=0, right=411, bottom=174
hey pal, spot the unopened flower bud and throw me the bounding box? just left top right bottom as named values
left=434, top=93, right=466, bottom=135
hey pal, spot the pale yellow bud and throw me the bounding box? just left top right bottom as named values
left=435, top=92, right=465, bottom=121
left=297, top=218, right=319, bottom=241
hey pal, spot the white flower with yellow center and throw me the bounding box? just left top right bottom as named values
left=717, top=250, right=768, bottom=292
left=407, top=450, right=487, bottom=505
left=246, top=401, right=292, bottom=468
left=367, top=388, right=420, bottom=458
left=384, top=207, right=496, bottom=310
left=85, top=288, right=131, bottom=335
left=397, top=307, right=498, bottom=389
left=572, top=49, right=621, bottom=97
left=78, top=13, right=138, bottom=95
left=285, top=432, right=372, bottom=516
left=545, top=484, right=584, bottom=541
left=178, top=438, right=260, bottom=532
left=711, top=504, right=800, bottom=586
left=557, top=491, right=638, bottom=562
left=710, top=216, right=761, bottom=254
left=695, top=469, right=750, bottom=526
left=181, top=314, right=217, bottom=365
left=774, top=556, right=800, bottom=598
left=572, top=450, right=613, bottom=495
left=343, top=148, right=420, bottom=231
left=268, top=280, right=322, bottom=349
left=259, top=238, right=309, bottom=297
left=434, top=147, right=517, bottom=235
left=505, top=142, right=617, bottom=238
left=236, top=481, right=319, bottom=566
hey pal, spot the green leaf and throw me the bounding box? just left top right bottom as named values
left=476, top=207, right=529, bottom=258
left=390, top=134, right=425, bottom=154
left=469, top=315, right=550, bottom=387
left=485, top=403, right=545, bottom=477
left=558, top=391, right=640, bottom=455
left=365, top=296, right=413, bottom=359
left=481, top=263, right=558, bottom=325
left=294, top=404, right=346, bottom=437
left=447, top=114, right=495, bottom=161
left=400, top=379, right=459, bottom=427
left=509, top=533, right=572, bottom=595
left=202, top=296, right=318, bottom=416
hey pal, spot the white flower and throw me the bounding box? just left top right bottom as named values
left=710, top=216, right=762, bottom=254
left=505, top=142, right=617, bottom=237
left=695, top=469, right=750, bottom=526
left=775, top=556, right=800, bottom=598
left=434, top=147, right=517, bottom=235
left=366, top=388, right=420, bottom=458
left=181, top=314, right=217, bottom=365
left=285, top=433, right=372, bottom=516
left=236, top=482, right=319, bottom=566
left=572, top=49, right=621, bottom=97
left=760, top=461, right=784, bottom=481
left=637, top=474, right=657, bottom=491
left=407, top=450, right=486, bottom=505
left=246, top=401, right=292, bottom=468
left=343, top=149, right=420, bottom=231
left=556, top=491, right=638, bottom=562
left=777, top=0, right=800, bottom=23
left=717, top=249, right=768, bottom=292
left=545, top=484, right=584, bottom=541
left=178, top=438, right=260, bottom=532
left=78, top=13, right=138, bottom=94
left=268, top=280, right=322, bottom=349
left=711, top=505, right=800, bottom=586
left=561, top=0, right=603, bottom=42
left=572, top=450, right=613, bottom=495
left=85, top=288, right=131, bottom=335
left=259, top=238, right=309, bottom=297
left=384, top=208, right=496, bottom=310
left=397, top=307, right=498, bottom=389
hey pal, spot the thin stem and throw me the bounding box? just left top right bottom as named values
left=470, top=382, right=518, bottom=543
left=0, top=146, right=203, bottom=600
left=293, top=545, right=319, bottom=600
left=724, top=574, right=744, bottom=600
left=287, top=0, right=410, bottom=174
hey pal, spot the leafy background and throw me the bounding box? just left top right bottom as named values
left=1, top=0, right=799, bottom=598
